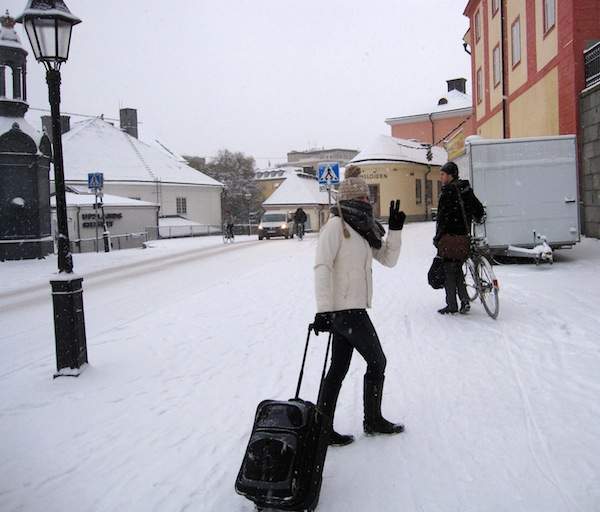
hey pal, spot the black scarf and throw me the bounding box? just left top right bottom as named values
left=331, top=200, right=385, bottom=249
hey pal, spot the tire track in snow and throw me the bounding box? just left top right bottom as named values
left=400, top=312, right=467, bottom=511
left=499, top=332, right=582, bottom=512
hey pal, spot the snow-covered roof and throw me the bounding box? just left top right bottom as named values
left=350, top=135, right=447, bottom=166
left=386, top=89, right=473, bottom=124
left=263, top=171, right=329, bottom=206
left=0, top=15, right=26, bottom=51
left=51, top=192, right=158, bottom=208
left=54, top=118, right=223, bottom=188
left=0, top=117, right=44, bottom=145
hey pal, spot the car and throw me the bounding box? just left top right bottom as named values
left=257, top=211, right=292, bottom=240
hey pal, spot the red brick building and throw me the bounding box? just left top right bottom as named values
left=385, top=78, right=475, bottom=152
left=463, top=0, right=600, bottom=139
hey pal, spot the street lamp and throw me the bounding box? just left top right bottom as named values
left=244, top=192, right=251, bottom=236
left=16, top=1, right=88, bottom=377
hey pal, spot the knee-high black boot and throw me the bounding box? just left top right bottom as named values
left=363, top=375, right=405, bottom=435
left=318, top=380, right=355, bottom=447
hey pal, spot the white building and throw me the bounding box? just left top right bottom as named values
left=262, top=171, right=331, bottom=231
left=50, top=191, right=159, bottom=252
left=52, top=114, right=224, bottom=231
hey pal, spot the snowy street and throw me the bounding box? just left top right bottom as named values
left=1, top=222, right=600, bottom=511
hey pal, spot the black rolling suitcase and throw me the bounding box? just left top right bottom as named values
left=235, top=325, right=333, bottom=511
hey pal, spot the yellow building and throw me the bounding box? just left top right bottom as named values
left=349, top=135, right=446, bottom=221
left=463, top=0, right=598, bottom=139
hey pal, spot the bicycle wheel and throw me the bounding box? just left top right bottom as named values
left=463, top=258, right=478, bottom=301
left=476, top=256, right=500, bottom=319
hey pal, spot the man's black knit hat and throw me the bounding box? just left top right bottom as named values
left=441, top=161, right=459, bottom=178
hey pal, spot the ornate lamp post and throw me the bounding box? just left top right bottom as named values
left=17, top=1, right=88, bottom=377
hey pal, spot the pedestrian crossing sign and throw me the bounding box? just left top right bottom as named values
left=318, top=162, right=340, bottom=185
left=88, top=172, right=104, bottom=190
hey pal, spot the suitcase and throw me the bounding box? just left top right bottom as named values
left=235, top=325, right=333, bottom=511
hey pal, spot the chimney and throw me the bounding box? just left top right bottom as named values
left=41, top=115, right=71, bottom=143
left=120, top=108, right=138, bottom=139
left=447, top=78, right=467, bottom=94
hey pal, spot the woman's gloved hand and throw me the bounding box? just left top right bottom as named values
left=312, top=312, right=332, bottom=335
left=388, top=200, right=406, bottom=230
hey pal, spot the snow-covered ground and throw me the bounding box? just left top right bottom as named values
left=1, top=223, right=600, bottom=512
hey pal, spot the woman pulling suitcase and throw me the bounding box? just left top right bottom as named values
left=313, top=166, right=406, bottom=446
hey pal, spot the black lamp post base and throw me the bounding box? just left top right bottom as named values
left=53, top=363, right=87, bottom=379
left=50, top=276, right=88, bottom=376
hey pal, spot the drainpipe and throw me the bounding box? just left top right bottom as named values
left=424, top=113, right=436, bottom=221
left=500, top=0, right=509, bottom=138
left=76, top=206, right=81, bottom=241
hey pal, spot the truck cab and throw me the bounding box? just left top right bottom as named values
left=257, top=211, right=292, bottom=240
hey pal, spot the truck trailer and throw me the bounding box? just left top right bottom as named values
left=462, top=135, right=580, bottom=257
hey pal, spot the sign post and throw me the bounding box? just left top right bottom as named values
left=88, top=172, right=110, bottom=252
left=318, top=162, right=340, bottom=212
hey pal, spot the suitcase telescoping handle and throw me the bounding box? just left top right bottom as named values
left=294, top=324, right=333, bottom=400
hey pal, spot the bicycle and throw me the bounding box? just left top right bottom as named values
left=295, top=222, right=305, bottom=240
left=462, top=235, right=500, bottom=319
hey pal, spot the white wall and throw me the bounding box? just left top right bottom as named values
left=63, top=181, right=223, bottom=226
left=56, top=204, right=159, bottom=241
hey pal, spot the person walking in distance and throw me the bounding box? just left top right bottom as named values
left=312, top=166, right=406, bottom=447
left=434, top=161, right=484, bottom=315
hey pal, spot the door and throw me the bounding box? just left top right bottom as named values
left=368, top=184, right=381, bottom=218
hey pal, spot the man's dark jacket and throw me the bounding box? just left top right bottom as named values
left=434, top=179, right=485, bottom=245
left=294, top=209, right=307, bottom=223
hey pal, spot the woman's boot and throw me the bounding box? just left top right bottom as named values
left=318, top=377, right=355, bottom=447
left=363, top=375, right=405, bottom=435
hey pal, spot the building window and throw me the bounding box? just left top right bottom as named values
left=426, top=180, right=433, bottom=205
left=511, top=17, right=521, bottom=67
left=475, top=10, right=481, bottom=42
left=416, top=179, right=422, bottom=205
left=543, top=0, right=555, bottom=34
left=493, top=45, right=501, bottom=87
left=477, top=67, right=483, bottom=104
left=176, top=197, right=187, bottom=215
left=491, top=0, right=499, bottom=16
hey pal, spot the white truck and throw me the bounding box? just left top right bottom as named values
left=459, top=135, right=580, bottom=259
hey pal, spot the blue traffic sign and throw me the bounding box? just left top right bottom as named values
left=88, top=172, right=104, bottom=190
left=318, top=162, right=340, bottom=185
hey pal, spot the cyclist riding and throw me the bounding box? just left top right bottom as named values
left=224, top=219, right=235, bottom=243
left=293, top=207, right=307, bottom=239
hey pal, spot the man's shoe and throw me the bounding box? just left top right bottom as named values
left=438, top=306, right=458, bottom=315
left=459, top=302, right=470, bottom=314
left=363, top=418, right=405, bottom=436
left=328, top=431, right=355, bottom=447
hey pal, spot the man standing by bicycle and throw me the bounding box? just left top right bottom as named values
left=293, top=207, right=307, bottom=239
left=434, top=161, right=484, bottom=315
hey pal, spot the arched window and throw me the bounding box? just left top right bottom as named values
left=1, top=65, right=15, bottom=99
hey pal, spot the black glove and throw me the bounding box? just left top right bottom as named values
left=388, top=200, right=406, bottom=230
left=312, top=312, right=332, bottom=335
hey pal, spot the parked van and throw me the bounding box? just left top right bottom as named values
left=257, top=211, right=292, bottom=240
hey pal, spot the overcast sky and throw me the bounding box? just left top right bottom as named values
left=6, top=0, right=471, bottom=168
